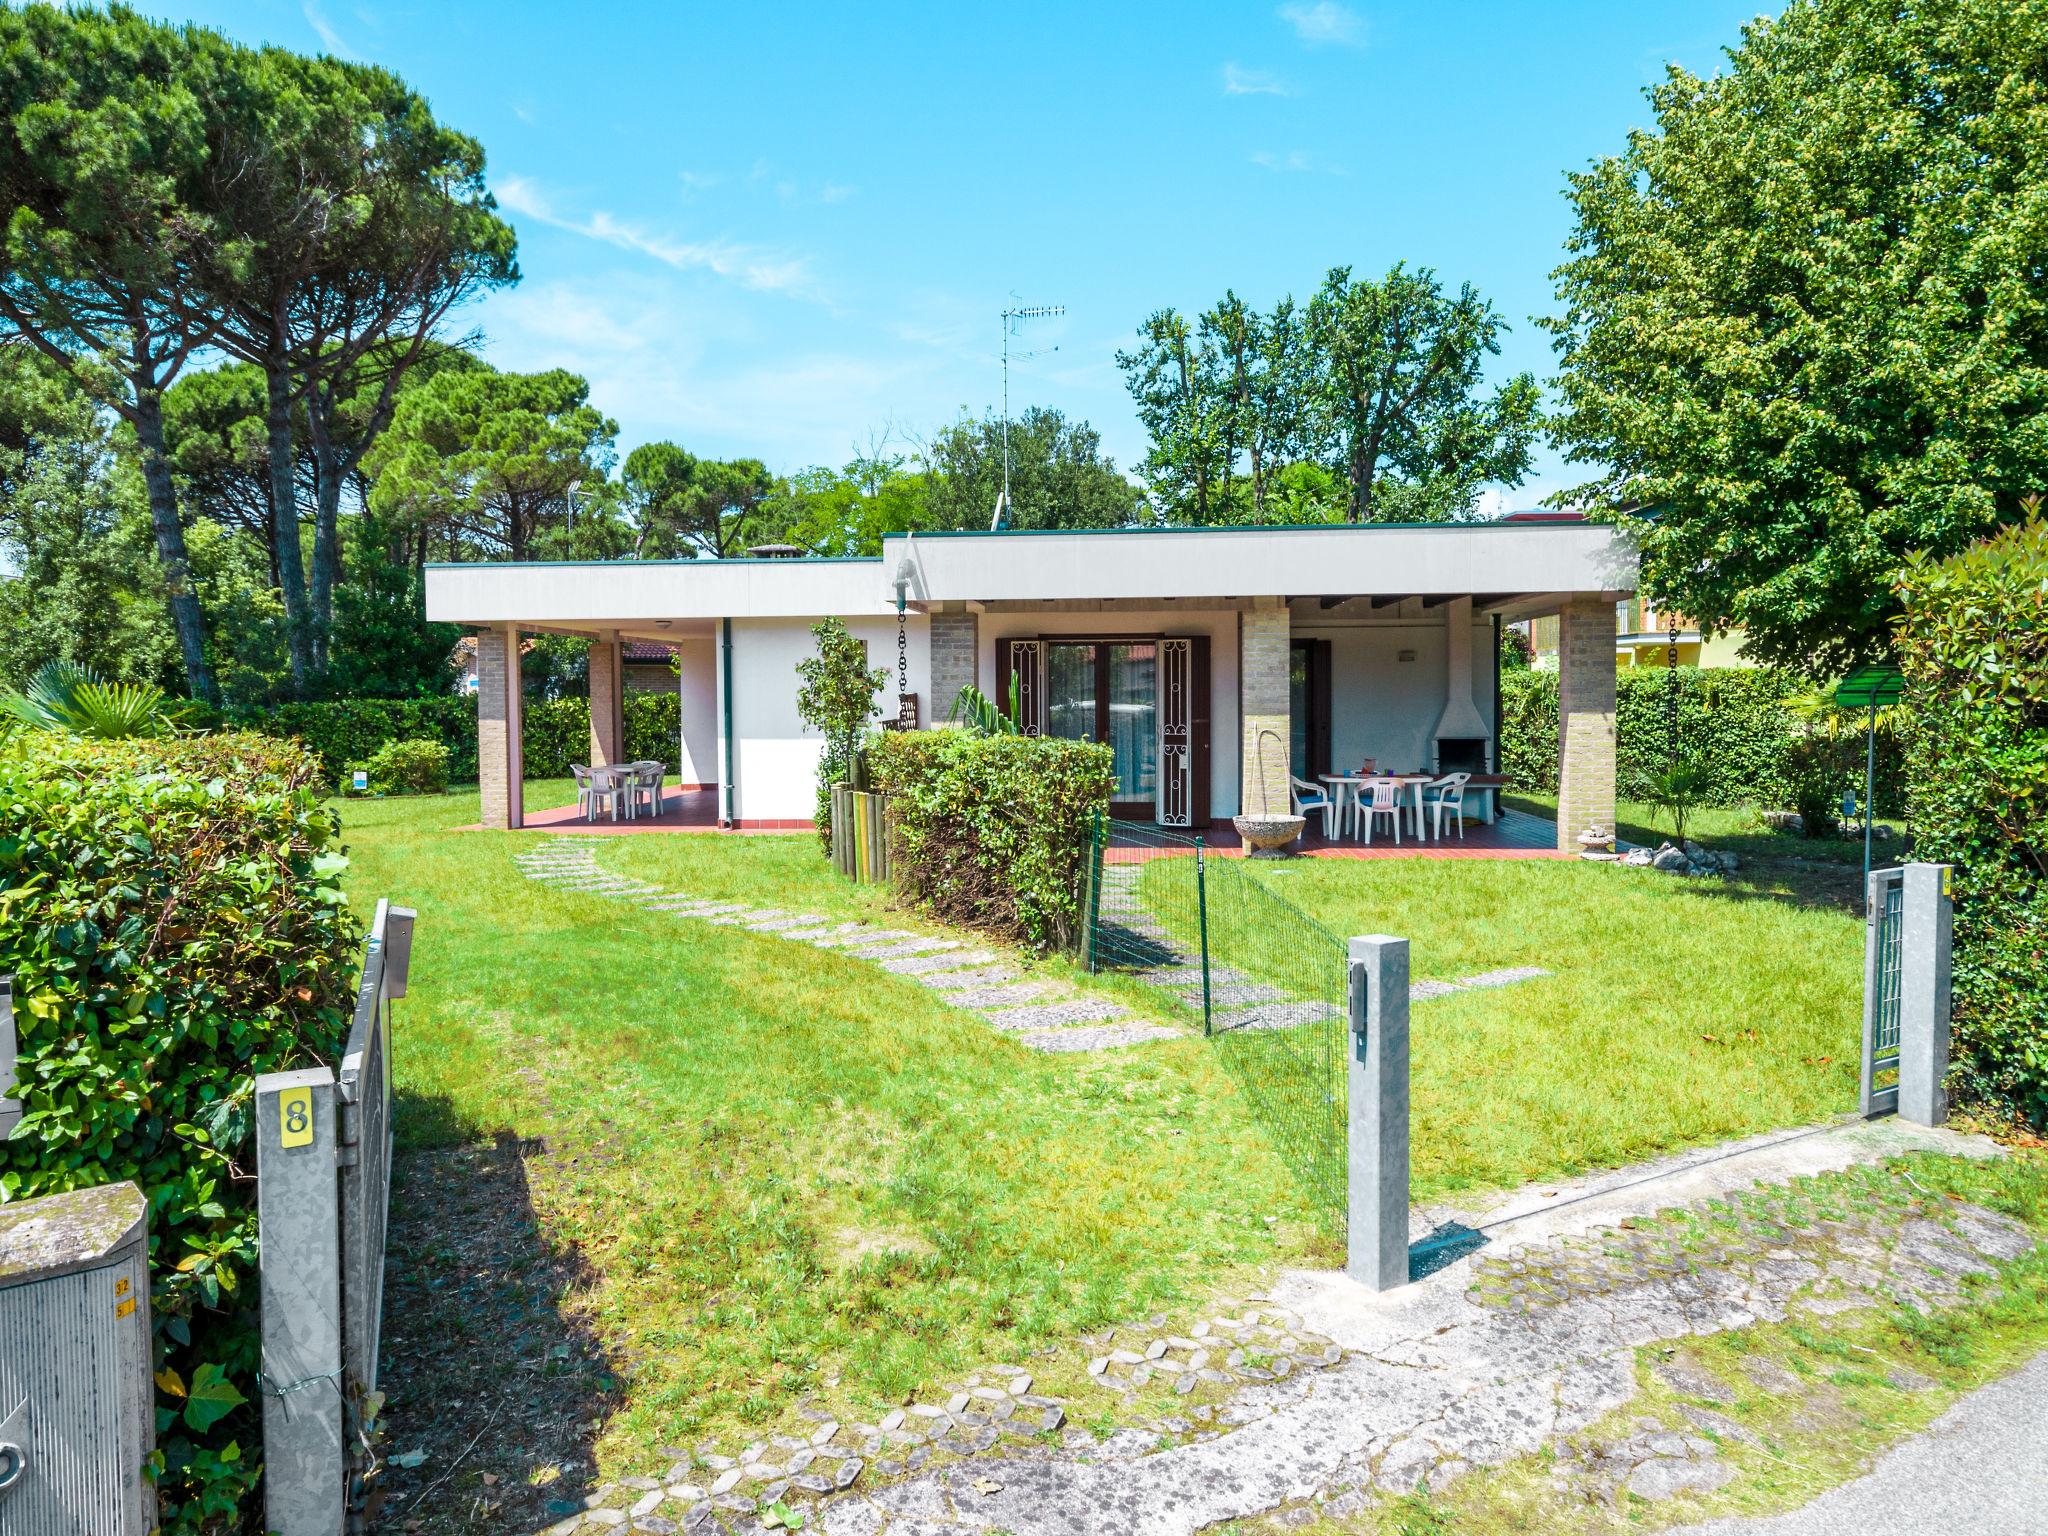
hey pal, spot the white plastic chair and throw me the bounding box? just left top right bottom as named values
left=1291, top=775, right=1337, bottom=839
left=629, top=764, right=665, bottom=820
left=1360, top=778, right=1402, bottom=845
left=1423, top=772, right=1471, bottom=840
left=571, top=764, right=599, bottom=823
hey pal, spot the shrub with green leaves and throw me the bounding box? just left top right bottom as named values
left=233, top=690, right=685, bottom=787
left=352, top=737, right=451, bottom=796
left=1498, top=665, right=1905, bottom=816
left=1896, top=518, right=2048, bottom=1124
left=0, top=731, right=361, bottom=1533
left=869, top=730, right=1114, bottom=950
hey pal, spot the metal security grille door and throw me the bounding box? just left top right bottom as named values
left=1862, top=868, right=1905, bottom=1116
left=1156, top=637, right=1210, bottom=828
left=1003, top=641, right=1044, bottom=735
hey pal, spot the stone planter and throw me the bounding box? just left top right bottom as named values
left=1233, top=814, right=1306, bottom=858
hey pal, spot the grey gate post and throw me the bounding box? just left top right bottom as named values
left=1898, top=862, right=1953, bottom=1127
left=256, top=1066, right=346, bottom=1536
left=1347, top=935, right=1411, bottom=1291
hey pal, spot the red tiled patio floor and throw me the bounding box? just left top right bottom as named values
left=1111, top=808, right=1571, bottom=861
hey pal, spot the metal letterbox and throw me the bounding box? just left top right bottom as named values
left=0, top=1182, right=154, bottom=1536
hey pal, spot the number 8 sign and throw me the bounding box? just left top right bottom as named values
left=279, top=1085, right=314, bottom=1148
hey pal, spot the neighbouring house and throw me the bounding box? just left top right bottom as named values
left=423, top=521, right=1638, bottom=849
left=1522, top=596, right=1751, bottom=671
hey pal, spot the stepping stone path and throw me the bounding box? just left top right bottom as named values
left=511, top=839, right=1180, bottom=1055
left=1094, top=862, right=1551, bottom=1033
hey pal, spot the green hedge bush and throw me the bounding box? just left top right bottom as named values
left=352, top=737, right=451, bottom=796
left=0, top=732, right=361, bottom=1533
left=235, top=690, right=685, bottom=788
left=1498, top=666, right=1905, bottom=815
left=869, top=731, right=1114, bottom=951
left=1897, top=519, right=2048, bottom=1124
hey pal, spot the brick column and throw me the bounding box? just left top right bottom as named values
left=927, top=608, right=977, bottom=725
left=588, top=636, right=623, bottom=767
left=1555, top=597, right=1616, bottom=851
left=477, top=625, right=524, bottom=830
left=1239, top=603, right=1291, bottom=819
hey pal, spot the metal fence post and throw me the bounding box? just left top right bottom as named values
left=1347, top=935, right=1411, bottom=1291
left=1898, top=862, right=1953, bottom=1127
left=1195, top=838, right=1212, bottom=1037
left=256, top=1066, right=345, bottom=1536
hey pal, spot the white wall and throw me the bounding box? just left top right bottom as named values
left=725, top=614, right=932, bottom=823
left=673, top=638, right=717, bottom=786
left=1297, top=617, right=1497, bottom=776
left=978, top=608, right=1243, bottom=820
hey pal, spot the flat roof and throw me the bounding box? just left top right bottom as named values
left=424, top=520, right=1636, bottom=626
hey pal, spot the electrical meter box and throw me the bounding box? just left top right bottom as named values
left=0, top=1181, right=154, bottom=1536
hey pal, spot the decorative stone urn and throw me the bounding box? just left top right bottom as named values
left=1234, top=813, right=1306, bottom=858
left=1577, top=824, right=1618, bottom=861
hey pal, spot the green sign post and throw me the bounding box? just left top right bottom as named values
left=1834, top=664, right=1906, bottom=885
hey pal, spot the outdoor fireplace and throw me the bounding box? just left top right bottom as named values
left=1434, top=737, right=1488, bottom=775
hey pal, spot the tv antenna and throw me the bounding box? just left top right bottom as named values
left=996, top=300, right=1063, bottom=530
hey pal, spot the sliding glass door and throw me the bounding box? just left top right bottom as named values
left=1045, top=641, right=1158, bottom=808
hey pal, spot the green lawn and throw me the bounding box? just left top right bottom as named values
left=336, top=783, right=1322, bottom=1514
left=338, top=780, right=1866, bottom=1522
left=1145, top=844, right=1865, bottom=1204
left=1505, top=790, right=1878, bottom=867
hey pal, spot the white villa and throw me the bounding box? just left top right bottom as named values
left=423, top=520, right=1635, bottom=851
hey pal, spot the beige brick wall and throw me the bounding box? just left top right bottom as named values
left=928, top=610, right=978, bottom=724
left=1556, top=597, right=1617, bottom=851
left=588, top=639, right=623, bottom=767
left=476, top=625, right=523, bottom=830
left=1240, top=606, right=1291, bottom=819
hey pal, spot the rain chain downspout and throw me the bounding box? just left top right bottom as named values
left=720, top=617, right=736, bottom=827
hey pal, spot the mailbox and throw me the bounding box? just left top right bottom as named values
left=0, top=1182, right=154, bottom=1535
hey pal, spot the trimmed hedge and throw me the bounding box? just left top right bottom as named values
left=869, top=731, right=1114, bottom=951
left=1498, top=667, right=1905, bottom=814
left=0, top=732, right=361, bottom=1533
left=1897, top=519, right=2048, bottom=1124
left=236, top=691, right=685, bottom=788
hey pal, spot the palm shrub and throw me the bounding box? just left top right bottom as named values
left=0, top=731, right=360, bottom=1532
left=1, top=658, right=185, bottom=738
left=1896, top=517, right=2048, bottom=1124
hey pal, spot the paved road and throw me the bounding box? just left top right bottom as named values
left=1670, top=1348, right=2048, bottom=1536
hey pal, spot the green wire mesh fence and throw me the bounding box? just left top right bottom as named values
left=1082, top=813, right=1350, bottom=1227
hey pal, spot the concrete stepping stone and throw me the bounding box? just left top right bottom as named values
left=1409, top=978, right=1468, bottom=1001
left=845, top=937, right=960, bottom=959
left=981, top=999, right=1129, bottom=1031
left=944, top=982, right=1053, bottom=1008
left=881, top=951, right=1000, bottom=976
left=1188, top=980, right=1289, bottom=1007
left=745, top=913, right=828, bottom=932
left=913, top=965, right=1017, bottom=990
left=1458, top=966, right=1551, bottom=988
left=1017, top=1022, right=1181, bottom=1053
left=706, top=909, right=771, bottom=924
left=808, top=927, right=919, bottom=948
left=1213, top=1000, right=1343, bottom=1032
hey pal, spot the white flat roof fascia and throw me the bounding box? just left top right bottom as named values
left=889, top=524, right=1635, bottom=604
left=424, top=558, right=892, bottom=625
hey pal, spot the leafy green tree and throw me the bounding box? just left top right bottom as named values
left=922, top=406, right=1142, bottom=531
left=795, top=616, right=889, bottom=848
left=325, top=510, right=458, bottom=697
left=1118, top=311, right=1228, bottom=521
left=756, top=449, right=932, bottom=556
left=164, top=361, right=312, bottom=591
left=1544, top=0, right=2048, bottom=675
left=0, top=5, right=232, bottom=700
left=365, top=365, right=616, bottom=561
left=1305, top=263, right=1540, bottom=522
left=0, top=354, right=178, bottom=687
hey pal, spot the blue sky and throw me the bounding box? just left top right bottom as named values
left=174, top=2, right=1764, bottom=508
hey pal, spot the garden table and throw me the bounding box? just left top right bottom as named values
left=585, top=763, right=633, bottom=822
left=1319, top=773, right=1434, bottom=840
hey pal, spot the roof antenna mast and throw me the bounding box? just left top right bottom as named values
left=996, top=299, right=1063, bottom=530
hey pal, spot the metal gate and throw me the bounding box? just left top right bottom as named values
left=1861, top=867, right=1905, bottom=1117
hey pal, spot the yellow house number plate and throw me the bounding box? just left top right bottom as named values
left=278, top=1086, right=314, bottom=1149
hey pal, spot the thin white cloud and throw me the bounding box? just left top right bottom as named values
left=819, top=183, right=857, bottom=205
left=302, top=1, right=356, bottom=57
left=495, top=175, right=816, bottom=296
left=1249, top=148, right=1348, bottom=175
left=1279, top=1, right=1365, bottom=46
left=1222, top=63, right=1294, bottom=97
